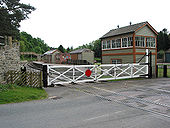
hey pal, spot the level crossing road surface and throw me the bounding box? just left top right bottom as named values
left=0, top=78, right=170, bottom=128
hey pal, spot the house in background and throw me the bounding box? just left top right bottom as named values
left=100, top=21, right=158, bottom=76
left=70, top=49, right=94, bottom=64
left=42, top=49, right=71, bottom=64
left=42, top=49, right=61, bottom=63
left=55, top=52, right=71, bottom=64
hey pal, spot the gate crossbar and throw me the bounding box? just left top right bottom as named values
left=49, top=67, right=73, bottom=84
left=46, top=63, right=148, bottom=86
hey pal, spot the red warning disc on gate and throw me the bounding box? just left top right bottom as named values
left=85, top=69, right=92, bottom=77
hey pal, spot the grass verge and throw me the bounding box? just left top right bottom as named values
left=158, top=68, right=170, bottom=77
left=0, top=84, right=48, bottom=104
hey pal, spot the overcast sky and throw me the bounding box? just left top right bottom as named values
left=20, top=0, right=170, bottom=48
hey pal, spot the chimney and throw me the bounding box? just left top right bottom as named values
left=130, top=22, right=132, bottom=25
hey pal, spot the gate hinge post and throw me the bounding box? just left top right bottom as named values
left=47, top=65, right=51, bottom=86
left=145, top=49, right=149, bottom=78
left=43, top=65, right=48, bottom=88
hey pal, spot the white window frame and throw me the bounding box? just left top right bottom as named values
left=111, top=40, right=116, bottom=49
left=135, top=36, right=145, bottom=47
left=111, top=59, right=122, bottom=64
left=128, top=37, right=133, bottom=47
left=102, top=41, right=107, bottom=49
left=146, top=37, right=155, bottom=48
left=122, top=37, right=128, bottom=48
left=106, top=40, right=111, bottom=49
left=115, top=39, right=121, bottom=48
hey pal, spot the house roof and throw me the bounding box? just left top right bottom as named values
left=70, top=48, right=93, bottom=54
left=43, top=49, right=61, bottom=55
left=100, top=21, right=158, bottom=39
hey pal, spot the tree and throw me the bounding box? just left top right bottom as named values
left=93, top=40, right=101, bottom=58
left=19, top=31, right=50, bottom=54
left=0, top=0, right=35, bottom=36
left=58, top=45, right=65, bottom=53
left=76, top=39, right=101, bottom=58
left=157, top=28, right=170, bottom=51
left=66, top=47, right=70, bottom=52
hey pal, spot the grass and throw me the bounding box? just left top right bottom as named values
left=0, top=84, right=48, bottom=104
left=157, top=68, right=170, bottom=77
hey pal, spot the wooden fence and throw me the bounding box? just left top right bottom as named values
left=6, top=70, right=43, bottom=88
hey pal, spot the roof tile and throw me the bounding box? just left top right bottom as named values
left=101, top=21, right=147, bottom=39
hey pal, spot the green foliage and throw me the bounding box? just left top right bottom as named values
left=58, top=45, right=65, bottom=53
left=77, top=39, right=101, bottom=58
left=95, top=58, right=101, bottom=63
left=157, top=28, right=170, bottom=51
left=66, top=46, right=73, bottom=53
left=0, top=0, right=35, bottom=36
left=0, top=84, right=47, bottom=104
left=157, top=67, right=170, bottom=78
left=19, top=32, right=50, bottom=54
left=157, top=50, right=165, bottom=59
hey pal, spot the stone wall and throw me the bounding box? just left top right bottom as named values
left=0, top=42, right=20, bottom=83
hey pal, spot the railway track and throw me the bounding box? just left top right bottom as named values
left=66, top=83, right=170, bottom=118
left=25, top=61, right=43, bottom=71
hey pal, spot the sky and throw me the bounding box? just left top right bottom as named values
left=20, top=0, right=170, bottom=49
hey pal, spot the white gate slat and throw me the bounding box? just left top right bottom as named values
left=47, top=63, right=148, bottom=85
left=49, top=66, right=73, bottom=84
left=116, top=65, right=131, bottom=77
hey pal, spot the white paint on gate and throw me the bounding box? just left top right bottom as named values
left=46, top=63, right=148, bottom=86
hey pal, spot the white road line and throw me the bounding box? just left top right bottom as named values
left=84, top=110, right=124, bottom=121
left=84, top=114, right=109, bottom=121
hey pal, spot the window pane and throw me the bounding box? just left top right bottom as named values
left=111, top=40, right=116, bottom=48
left=116, top=39, right=121, bottom=48
left=141, top=37, right=145, bottom=47
left=122, top=38, right=127, bottom=47
left=135, top=36, right=145, bottom=47
left=102, top=41, right=106, bottom=49
left=128, top=37, right=133, bottom=47
left=135, top=37, right=139, bottom=46
left=112, top=59, right=121, bottom=64
left=106, top=40, right=110, bottom=49
left=146, top=37, right=155, bottom=48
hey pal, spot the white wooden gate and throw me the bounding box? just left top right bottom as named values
left=46, top=63, right=148, bottom=86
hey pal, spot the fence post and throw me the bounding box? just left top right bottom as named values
left=163, top=65, right=167, bottom=77
left=21, top=66, right=27, bottom=86
left=148, top=51, right=152, bottom=78
left=43, top=65, right=48, bottom=87
left=40, top=71, right=43, bottom=87
left=145, top=49, right=149, bottom=77
left=156, top=65, right=158, bottom=78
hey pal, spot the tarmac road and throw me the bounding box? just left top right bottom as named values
left=0, top=78, right=170, bottom=128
